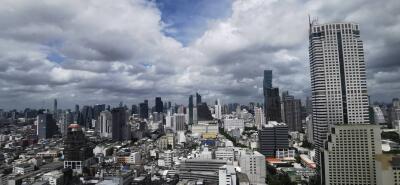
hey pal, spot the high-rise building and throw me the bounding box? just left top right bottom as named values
left=173, top=113, right=186, bottom=132
left=189, top=95, right=194, bottom=125
left=239, top=150, right=266, bottom=185
left=63, top=124, right=94, bottom=174
left=111, top=107, right=130, bottom=141
left=131, top=104, right=138, bottom=115
left=53, top=99, right=58, bottom=120
left=37, top=113, right=57, bottom=139
left=309, top=22, right=370, bottom=168
left=282, top=91, right=302, bottom=132
left=214, top=99, right=222, bottom=119
left=155, top=97, right=163, bottom=113
left=266, top=87, right=282, bottom=122
left=60, top=110, right=73, bottom=137
left=263, top=70, right=272, bottom=116
left=99, top=110, right=112, bottom=138
left=322, top=124, right=381, bottom=185
left=139, top=101, right=149, bottom=119
left=196, top=92, right=202, bottom=105
left=254, top=107, right=266, bottom=130
left=81, top=105, right=93, bottom=129
left=197, top=103, right=213, bottom=121
left=258, top=121, right=288, bottom=157
left=218, top=165, right=237, bottom=185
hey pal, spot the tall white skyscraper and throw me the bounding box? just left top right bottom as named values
left=309, top=22, right=370, bottom=167
left=99, top=110, right=112, bottom=138
left=214, top=99, right=222, bottom=119
left=255, top=107, right=265, bottom=130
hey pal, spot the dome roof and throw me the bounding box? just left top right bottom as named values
left=68, top=124, right=81, bottom=129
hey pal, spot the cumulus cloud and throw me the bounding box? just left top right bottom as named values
left=0, top=0, right=399, bottom=109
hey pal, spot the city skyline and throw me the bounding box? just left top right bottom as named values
left=0, top=0, right=399, bottom=110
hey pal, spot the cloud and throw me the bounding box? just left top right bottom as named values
left=0, top=0, right=399, bottom=110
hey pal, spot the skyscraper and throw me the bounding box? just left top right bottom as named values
left=214, top=99, right=222, bottom=119
left=188, top=95, right=194, bottom=125
left=155, top=97, right=163, bottom=113
left=37, top=113, right=57, bottom=139
left=309, top=21, right=371, bottom=181
left=99, top=110, right=112, bottom=138
left=266, top=87, right=282, bottom=122
left=196, top=92, right=202, bottom=105
left=111, top=107, right=130, bottom=141
left=254, top=107, right=265, bottom=130
left=263, top=70, right=281, bottom=122
left=53, top=99, right=57, bottom=119
left=139, top=101, right=149, bottom=119
left=263, top=70, right=272, bottom=116
left=282, top=91, right=302, bottom=132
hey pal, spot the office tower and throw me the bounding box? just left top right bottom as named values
left=265, top=87, right=282, bottom=122
left=188, top=95, right=194, bottom=125
left=196, top=92, right=202, bottom=105
left=174, top=113, right=186, bottom=132
left=389, top=98, right=400, bottom=128
left=53, top=99, right=57, bottom=119
left=93, top=104, right=105, bottom=121
left=63, top=124, right=94, bottom=174
left=197, top=103, right=213, bottom=121
left=322, top=124, right=381, bottom=185
left=131, top=104, right=138, bottom=115
left=37, top=113, right=57, bottom=139
left=139, top=102, right=149, bottom=119
left=239, top=151, right=266, bottom=184
left=99, top=110, right=112, bottom=138
left=373, top=106, right=386, bottom=125
left=214, top=99, right=222, bottom=119
left=258, top=121, right=289, bottom=157
left=306, top=96, right=312, bottom=116
left=111, top=107, right=129, bottom=141
left=254, top=107, right=265, bottom=130
left=155, top=97, right=163, bottom=113
left=263, top=70, right=272, bottom=116
left=60, top=110, right=73, bottom=136
left=282, top=91, right=302, bottom=131
left=75, top=105, right=79, bottom=113
left=193, top=107, right=198, bottom=125
left=81, top=105, right=93, bottom=129
left=309, top=22, right=370, bottom=168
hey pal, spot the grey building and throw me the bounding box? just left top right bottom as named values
left=258, top=122, right=289, bottom=157
left=282, top=91, right=302, bottom=132
left=36, top=113, right=57, bottom=139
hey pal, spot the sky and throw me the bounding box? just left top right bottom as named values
left=0, top=0, right=399, bottom=110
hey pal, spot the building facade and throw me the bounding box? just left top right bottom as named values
left=309, top=22, right=370, bottom=167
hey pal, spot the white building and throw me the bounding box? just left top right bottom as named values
left=376, top=154, right=400, bottom=185
left=373, top=106, right=386, bottom=125
left=223, top=118, right=244, bottom=133
left=215, top=147, right=235, bottom=161
left=191, top=124, right=218, bottom=135
left=254, top=107, right=265, bottom=130
left=13, top=163, right=34, bottom=175
left=214, top=99, right=222, bottom=119
left=42, top=171, right=64, bottom=185
left=174, top=113, right=186, bottom=132
left=239, top=151, right=266, bottom=185
left=128, top=152, right=141, bottom=164
left=309, top=22, right=370, bottom=166
left=98, top=111, right=112, bottom=138
left=323, top=124, right=382, bottom=185
left=219, top=165, right=237, bottom=185
left=161, top=150, right=174, bottom=167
